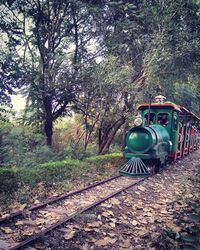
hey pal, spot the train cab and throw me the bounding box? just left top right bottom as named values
left=137, top=101, right=181, bottom=158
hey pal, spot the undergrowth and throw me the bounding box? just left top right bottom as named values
left=0, top=153, right=123, bottom=198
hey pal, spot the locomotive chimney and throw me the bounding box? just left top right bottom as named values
left=155, top=95, right=166, bottom=104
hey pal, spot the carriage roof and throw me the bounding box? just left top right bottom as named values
left=138, top=103, right=200, bottom=121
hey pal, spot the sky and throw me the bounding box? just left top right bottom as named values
left=11, top=94, right=26, bottom=113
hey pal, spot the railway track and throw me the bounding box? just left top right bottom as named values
left=0, top=175, right=148, bottom=250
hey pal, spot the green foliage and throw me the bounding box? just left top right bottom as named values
left=19, top=159, right=84, bottom=187
left=141, top=0, right=200, bottom=112
left=0, top=123, right=57, bottom=167
left=85, top=152, right=124, bottom=167
left=0, top=152, right=122, bottom=195
left=1, top=0, right=200, bottom=156
left=0, top=0, right=105, bottom=145
left=0, top=168, right=18, bottom=194
left=0, top=159, right=84, bottom=195
left=86, top=152, right=122, bottom=162
left=0, top=107, right=11, bottom=122
left=20, top=146, right=57, bottom=168
left=76, top=55, right=135, bottom=154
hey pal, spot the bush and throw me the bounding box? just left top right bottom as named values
left=35, top=159, right=84, bottom=184
left=85, top=152, right=123, bottom=163
left=0, top=124, right=58, bottom=167
left=0, top=153, right=123, bottom=195
left=0, top=159, right=86, bottom=195
left=20, top=146, right=57, bottom=168
left=0, top=168, right=19, bottom=194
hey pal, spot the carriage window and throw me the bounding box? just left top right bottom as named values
left=157, top=113, right=169, bottom=126
left=173, top=114, right=178, bottom=130
left=144, top=113, right=155, bottom=125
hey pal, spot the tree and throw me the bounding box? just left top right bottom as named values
left=98, top=0, right=200, bottom=107
left=78, top=0, right=200, bottom=153
left=75, top=56, right=138, bottom=154
left=0, top=0, right=103, bottom=146
left=141, top=0, right=200, bottom=108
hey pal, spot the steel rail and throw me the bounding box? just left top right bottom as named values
left=8, top=177, right=148, bottom=250
left=0, top=175, right=122, bottom=224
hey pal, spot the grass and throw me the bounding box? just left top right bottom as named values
left=0, top=153, right=124, bottom=208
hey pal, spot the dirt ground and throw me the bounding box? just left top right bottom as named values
left=38, top=151, right=200, bottom=250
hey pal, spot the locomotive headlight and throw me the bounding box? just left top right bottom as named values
left=134, top=117, right=143, bottom=127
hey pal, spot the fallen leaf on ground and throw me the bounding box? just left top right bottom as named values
left=84, top=227, right=95, bottom=232
left=144, top=212, right=154, bottom=217
left=110, top=198, right=121, bottom=205
left=1, top=227, right=13, bottom=234
left=23, top=231, right=34, bottom=236
left=102, top=210, right=114, bottom=217
left=138, top=186, right=146, bottom=191
left=143, top=208, right=152, bottom=212
left=87, top=221, right=102, bottom=228
left=120, top=239, right=131, bottom=248
left=95, top=237, right=117, bottom=246
left=36, top=218, right=46, bottom=225
left=166, top=222, right=182, bottom=232
left=95, top=239, right=109, bottom=246
left=107, top=232, right=116, bottom=237
left=19, top=204, right=27, bottom=211
left=100, top=203, right=112, bottom=208
left=160, top=209, right=168, bottom=214
left=64, top=230, right=76, bottom=240
left=16, top=220, right=24, bottom=226
left=131, top=220, right=138, bottom=226
left=1, top=214, right=10, bottom=219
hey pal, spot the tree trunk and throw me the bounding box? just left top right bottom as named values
left=98, top=116, right=126, bottom=155
left=45, top=118, right=53, bottom=146
left=121, top=122, right=129, bottom=151
left=43, top=96, right=53, bottom=147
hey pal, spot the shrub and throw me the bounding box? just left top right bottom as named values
left=0, top=153, right=123, bottom=196
left=0, top=168, right=19, bottom=194
left=14, top=159, right=85, bottom=190
left=0, top=124, right=58, bottom=167
left=85, top=152, right=123, bottom=162
left=20, top=146, right=57, bottom=168
left=85, top=152, right=124, bottom=169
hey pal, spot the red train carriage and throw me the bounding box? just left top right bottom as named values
left=175, top=107, right=200, bottom=160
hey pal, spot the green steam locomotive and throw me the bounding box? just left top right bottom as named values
left=120, top=96, right=200, bottom=177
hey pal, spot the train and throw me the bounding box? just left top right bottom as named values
left=120, top=95, right=200, bottom=177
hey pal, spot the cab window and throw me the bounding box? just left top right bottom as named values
left=144, top=113, right=155, bottom=125
left=157, top=113, right=169, bottom=126
left=173, top=114, right=178, bottom=130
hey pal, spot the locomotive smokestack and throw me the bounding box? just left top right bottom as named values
left=155, top=95, right=166, bottom=104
